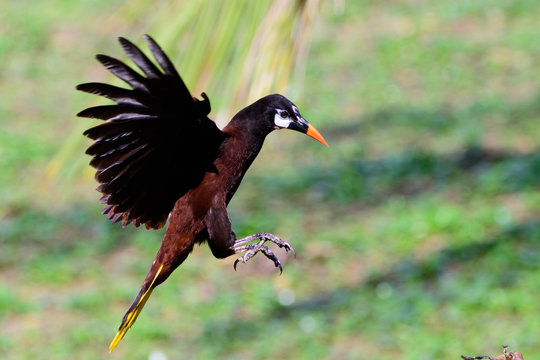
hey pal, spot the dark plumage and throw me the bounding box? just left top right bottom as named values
left=77, top=35, right=327, bottom=351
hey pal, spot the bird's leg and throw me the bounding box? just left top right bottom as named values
left=233, top=232, right=295, bottom=273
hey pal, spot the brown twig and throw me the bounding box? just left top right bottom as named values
left=461, top=345, right=524, bottom=360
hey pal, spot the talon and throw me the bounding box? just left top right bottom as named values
left=260, top=233, right=295, bottom=257
left=284, top=243, right=296, bottom=257
left=259, top=245, right=282, bottom=272
left=232, top=232, right=295, bottom=272
left=275, top=261, right=283, bottom=274
left=233, top=253, right=249, bottom=271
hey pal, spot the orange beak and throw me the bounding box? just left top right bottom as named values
left=306, top=123, right=328, bottom=146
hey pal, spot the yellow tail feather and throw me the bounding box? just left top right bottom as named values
left=109, top=264, right=164, bottom=352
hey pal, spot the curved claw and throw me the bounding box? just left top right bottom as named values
left=259, top=245, right=283, bottom=273
left=233, top=252, right=250, bottom=271
left=283, top=243, right=296, bottom=257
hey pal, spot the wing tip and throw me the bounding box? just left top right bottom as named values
left=95, top=54, right=118, bottom=68
left=77, top=108, right=92, bottom=118
left=76, top=83, right=100, bottom=94
left=118, top=36, right=134, bottom=51
left=142, top=34, right=153, bottom=43
left=95, top=53, right=107, bottom=62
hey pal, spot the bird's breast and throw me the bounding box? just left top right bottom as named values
left=215, top=135, right=263, bottom=204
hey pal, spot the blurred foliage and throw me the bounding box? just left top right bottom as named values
left=2, top=0, right=540, bottom=359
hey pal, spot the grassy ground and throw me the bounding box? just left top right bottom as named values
left=2, top=0, right=540, bottom=359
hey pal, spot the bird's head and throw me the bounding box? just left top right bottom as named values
left=259, top=94, right=328, bottom=146
left=230, top=94, right=328, bottom=146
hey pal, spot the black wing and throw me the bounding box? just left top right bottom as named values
left=77, top=35, right=227, bottom=229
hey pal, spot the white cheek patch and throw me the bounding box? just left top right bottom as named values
left=274, top=112, right=291, bottom=129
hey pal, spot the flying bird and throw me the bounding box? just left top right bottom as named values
left=77, top=35, right=327, bottom=351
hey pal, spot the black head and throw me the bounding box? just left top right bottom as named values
left=233, top=94, right=328, bottom=146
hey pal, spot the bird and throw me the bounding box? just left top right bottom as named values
left=76, top=35, right=328, bottom=352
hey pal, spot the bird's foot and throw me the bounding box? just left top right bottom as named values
left=233, top=232, right=295, bottom=273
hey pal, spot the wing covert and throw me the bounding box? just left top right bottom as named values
left=77, top=35, right=227, bottom=229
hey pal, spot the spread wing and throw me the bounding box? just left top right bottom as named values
left=77, top=35, right=227, bottom=229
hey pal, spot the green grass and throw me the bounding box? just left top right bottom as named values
left=2, top=0, right=540, bottom=359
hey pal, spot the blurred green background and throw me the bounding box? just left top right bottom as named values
left=2, top=0, right=540, bottom=359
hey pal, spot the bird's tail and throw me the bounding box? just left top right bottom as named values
left=109, top=263, right=164, bottom=352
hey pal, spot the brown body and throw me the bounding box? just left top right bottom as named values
left=147, top=121, right=264, bottom=288
left=77, top=35, right=327, bottom=351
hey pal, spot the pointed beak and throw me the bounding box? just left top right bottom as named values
left=287, top=118, right=328, bottom=147
left=306, top=123, right=328, bottom=147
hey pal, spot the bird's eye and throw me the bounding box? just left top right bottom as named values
left=279, top=111, right=289, bottom=118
